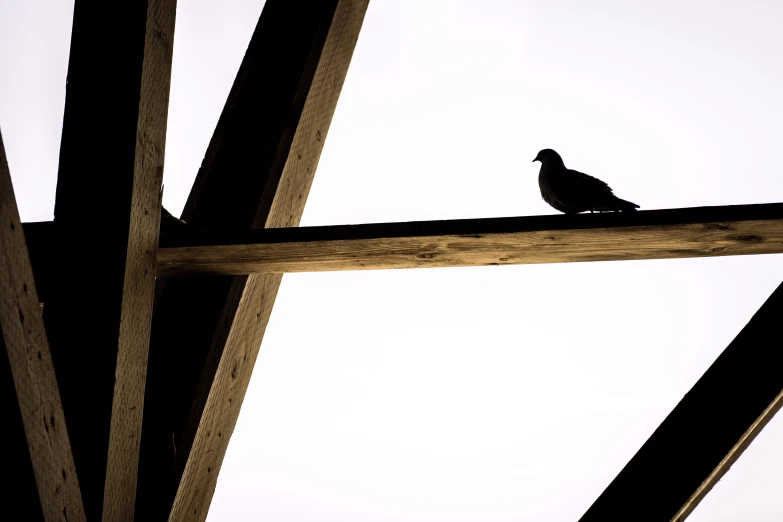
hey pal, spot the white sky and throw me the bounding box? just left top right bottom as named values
left=1, top=0, right=782, bottom=520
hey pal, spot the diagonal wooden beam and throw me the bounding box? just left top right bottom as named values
left=0, top=130, right=86, bottom=521
left=155, top=203, right=783, bottom=276
left=32, top=1, right=177, bottom=519
left=580, top=280, right=783, bottom=522
left=135, top=2, right=369, bottom=520
left=101, top=1, right=178, bottom=520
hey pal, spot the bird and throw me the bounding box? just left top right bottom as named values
left=533, top=149, right=639, bottom=214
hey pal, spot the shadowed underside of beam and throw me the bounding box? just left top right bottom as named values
left=156, top=203, right=783, bottom=276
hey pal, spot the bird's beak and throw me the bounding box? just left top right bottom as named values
left=532, top=156, right=539, bottom=163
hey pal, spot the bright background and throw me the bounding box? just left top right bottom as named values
left=1, top=0, right=782, bottom=520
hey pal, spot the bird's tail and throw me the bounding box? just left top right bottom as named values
left=614, top=196, right=639, bottom=212
left=596, top=195, right=639, bottom=212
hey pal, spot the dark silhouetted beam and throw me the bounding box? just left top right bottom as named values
left=580, top=280, right=783, bottom=522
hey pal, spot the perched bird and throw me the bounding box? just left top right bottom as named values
left=533, top=149, right=639, bottom=214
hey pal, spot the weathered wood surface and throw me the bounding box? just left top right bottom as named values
left=0, top=130, right=86, bottom=522
left=156, top=203, right=783, bottom=276
left=22, top=204, right=783, bottom=281
left=27, top=1, right=177, bottom=519
left=170, top=3, right=369, bottom=519
left=101, top=1, right=177, bottom=520
left=23, top=203, right=783, bottom=280
left=580, top=280, right=783, bottom=522
left=135, top=2, right=369, bottom=520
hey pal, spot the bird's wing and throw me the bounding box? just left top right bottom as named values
left=563, top=169, right=615, bottom=195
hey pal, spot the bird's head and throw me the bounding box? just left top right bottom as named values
left=533, top=149, right=565, bottom=167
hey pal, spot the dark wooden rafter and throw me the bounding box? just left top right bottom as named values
left=154, top=203, right=783, bottom=276
left=135, top=1, right=369, bottom=520
left=0, top=130, right=86, bottom=521
left=580, top=281, right=783, bottom=522
left=22, top=1, right=179, bottom=520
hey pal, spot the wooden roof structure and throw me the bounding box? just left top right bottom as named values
left=1, top=1, right=782, bottom=520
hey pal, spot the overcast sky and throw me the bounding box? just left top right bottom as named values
left=1, top=0, right=782, bottom=520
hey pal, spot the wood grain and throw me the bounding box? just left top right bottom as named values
left=167, top=2, right=369, bottom=520
left=101, top=1, right=177, bottom=520
left=0, top=130, right=86, bottom=521
left=156, top=204, right=783, bottom=276
left=580, top=281, right=783, bottom=522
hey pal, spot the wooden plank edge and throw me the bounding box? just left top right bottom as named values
left=671, top=388, right=783, bottom=522
left=162, top=203, right=783, bottom=247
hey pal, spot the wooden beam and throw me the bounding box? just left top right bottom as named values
left=0, top=130, right=86, bottom=521
left=580, top=280, right=783, bottom=522
left=102, top=1, right=177, bottom=520
left=135, top=2, right=369, bottom=520
left=36, top=1, right=176, bottom=519
left=22, top=203, right=783, bottom=281
left=155, top=203, right=783, bottom=276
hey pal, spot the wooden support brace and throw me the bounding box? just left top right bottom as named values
left=134, top=2, right=369, bottom=520
left=0, top=129, right=86, bottom=522
left=580, top=280, right=783, bottom=522
left=102, top=1, right=177, bottom=520
left=170, top=3, right=369, bottom=519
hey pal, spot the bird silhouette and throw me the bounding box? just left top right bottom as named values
left=533, top=149, right=639, bottom=214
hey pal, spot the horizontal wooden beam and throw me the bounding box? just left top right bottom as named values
left=22, top=203, right=783, bottom=282
left=580, top=279, right=783, bottom=522
left=157, top=203, right=783, bottom=276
